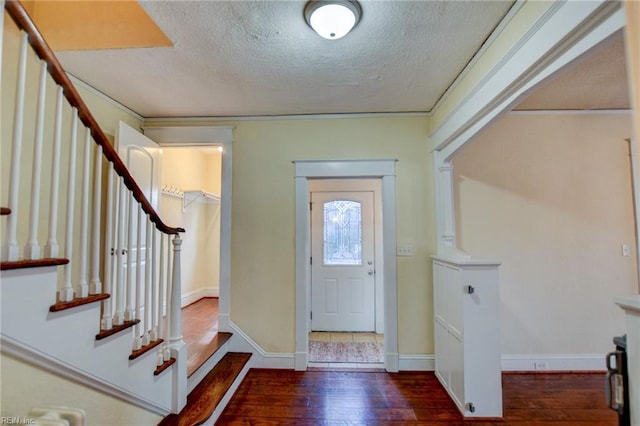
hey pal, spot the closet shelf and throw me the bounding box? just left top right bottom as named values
left=183, top=190, right=220, bottom=212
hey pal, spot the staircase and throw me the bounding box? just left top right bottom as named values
left=0, top=1, right=250, bottom=423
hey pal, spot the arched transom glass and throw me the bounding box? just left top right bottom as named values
left=323, top=200, right=362, bottom=265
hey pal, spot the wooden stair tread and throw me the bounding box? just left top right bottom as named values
left=2, top=258, right=69, bottom=270
left=155, top=357, right=176, bottom=376
left=0, top=207, right=11, bottom=215
left=187, top=331, right=233, bottom=377
left=158, top=352, right=252, bottom=426
left=95, top=319, right=140, bottom=340
left=50, top=293, right=109, bottom=312
left=130, top=339, right=164, bottom=360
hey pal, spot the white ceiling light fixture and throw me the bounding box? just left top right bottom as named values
left=304, top=0, right=362, bottom=40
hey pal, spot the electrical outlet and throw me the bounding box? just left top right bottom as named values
left=622, top=244, right=630, bottom=257
left=533, top=361, right=547, bottom=370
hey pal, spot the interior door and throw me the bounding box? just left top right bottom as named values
left=311, top=191, right=375, bottom=332
left=113, top=122, right=162, bottom=319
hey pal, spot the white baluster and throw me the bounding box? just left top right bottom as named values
left=114, top=178, right=127, bottom=325
left=24, top=60, right=48, bottom=260
left=0, top=1, right=4, bottom=163
left=0, top=0, right=5, bottom=83
left=156, top=232, right=166, bottom=366
left=60, top=109, right=79, bottom=303
left=150, top=227, right=159, bottom=341
left=3, top=32, right=28, bottom=262
left=101, top=165, right=115, bottom=330
left=125, top=192, right=135, bottom=322
left=90, top=145, right=103, bottom=295
left=133, top=203, right=143, bottom=351
left=76, top=128, right=91, bottom=298
left=162, top=234, right=173, bottom=361
left=44, top=87, right=64, bottom=258
left=142, top=217, right=152, bottom=346
left=168, top=235, right=183, bottom=363
left=142, top=215, right=154, bottom=346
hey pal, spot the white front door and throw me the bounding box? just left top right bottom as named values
left=311, top=191, right=375, bottom=332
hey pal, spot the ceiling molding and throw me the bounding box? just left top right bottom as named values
left=143, top=111, right=430, bottom=123
left=68, top=73, right=144, bottom=122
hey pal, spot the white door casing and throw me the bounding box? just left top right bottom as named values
left=311, top=191, right=375, bottom=332
left=294, top=159, right=398, bottom=372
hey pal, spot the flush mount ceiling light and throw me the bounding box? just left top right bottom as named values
left=304, top=0, right=362, bottom=40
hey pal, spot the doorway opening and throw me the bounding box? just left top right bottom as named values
left=294, top=159, right=398, bottom=372
left=307, top=179, right=384, bottom=367
left=158, top=145, right=222, bottom=376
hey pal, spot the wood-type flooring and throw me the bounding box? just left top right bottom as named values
left=218, top=369, right=617, bottom=425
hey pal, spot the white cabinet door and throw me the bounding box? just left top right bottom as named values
left=311, top=191, right=375, bottom=332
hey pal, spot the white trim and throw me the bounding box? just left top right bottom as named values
left=67, top=73, right=144, bottom=122
left=293, top=159, right=398, bottom=372
left=143, top=112, right=429, bottom=122
left=430, top=0, right=525, bottom=114
left=140, top=125, right=233, bottom=333
left=1, top=335, right=169, bottom=416
left=501, top=354, right=606, bottom=371
left=227, top=322, right=295, bottom=369
left=181, top=289, right=219, bottom=308
left=430, top=0, right=622, bottom=154
left=398, top=354, right=435, bottom=371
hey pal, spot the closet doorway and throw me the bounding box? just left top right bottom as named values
left=159, top=146, right=223, bottom=305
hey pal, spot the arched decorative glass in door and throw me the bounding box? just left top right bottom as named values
left=323, top=200, right=362, bottom=265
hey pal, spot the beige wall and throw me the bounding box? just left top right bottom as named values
left=232, top=117, right=434, bottom=354
left=149, top=116, right=436, bottom=354
left=0, top=354, right=162, bottom=425
left=160, top=148, right=221, bottom=297
left=453, top=112, right=638, bottom=355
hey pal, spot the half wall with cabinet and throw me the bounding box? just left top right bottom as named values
left=432, top=255, right=502, bottom=418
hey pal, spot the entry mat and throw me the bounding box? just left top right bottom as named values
left=309, top=341, right=384, bottom=363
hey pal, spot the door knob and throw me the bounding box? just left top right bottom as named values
left=368, top=269, right=374, bottom=275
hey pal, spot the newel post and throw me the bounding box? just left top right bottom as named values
left=169, top=234, right=187, bottom=413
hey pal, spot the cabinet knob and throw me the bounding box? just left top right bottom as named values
left=466, top=285, right=475, bottom=294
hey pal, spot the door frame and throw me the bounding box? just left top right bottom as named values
left=294, top=159, right=398, bottom=372
left=141, top=126, right=234, bottom=332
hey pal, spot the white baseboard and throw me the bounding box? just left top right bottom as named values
left=181, top=288, right=219, bottom=308
left=501, top=354, right=606, bottom=371
left=399, top=354, right=435, bottom=371
left=228, top=321, right=294, bottom=369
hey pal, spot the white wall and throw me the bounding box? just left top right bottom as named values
left=159, top=148, right=221, bottom=303
left=453, top=112, right=637, bottom=363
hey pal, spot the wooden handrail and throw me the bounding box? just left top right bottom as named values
left=4, top=0, right=184, bottom=235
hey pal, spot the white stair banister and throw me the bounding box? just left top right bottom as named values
left=125, top=191, right=135, bottom=322
left=142, top=217, right=152, bottom=346
left=3, top=31, right=28, bottom=262
left=60, top=109, right=79, bottom=303
left=151, top=227, right=159, bottom=342
left=114, top=177, right=127, bottom=325
left=77, top=127, right=91, bottom=298
left=133, top=203, right=143, bottom=351
left=24, top=59, right=47, bottom=260
left=164, top=235, right=173, bottom=361
left=44, top=86, right=64, bottom=258
left=101, top=164, right=115, bottom=330
left=89, top=144, right=103, bottom=295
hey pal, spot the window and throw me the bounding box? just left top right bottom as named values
left=323, top=200, right=362, bottom=265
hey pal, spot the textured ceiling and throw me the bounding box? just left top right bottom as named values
left=56, top=0, right=515, bottom=118
left=514, top=33, right=629, bottom=111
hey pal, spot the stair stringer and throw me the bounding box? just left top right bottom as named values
left=1, top=267, right=174, bottom=415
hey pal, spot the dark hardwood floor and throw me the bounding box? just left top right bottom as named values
left=182, top=297, right=220, bottom=376
left=218, top=370, right=616, bottom=425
